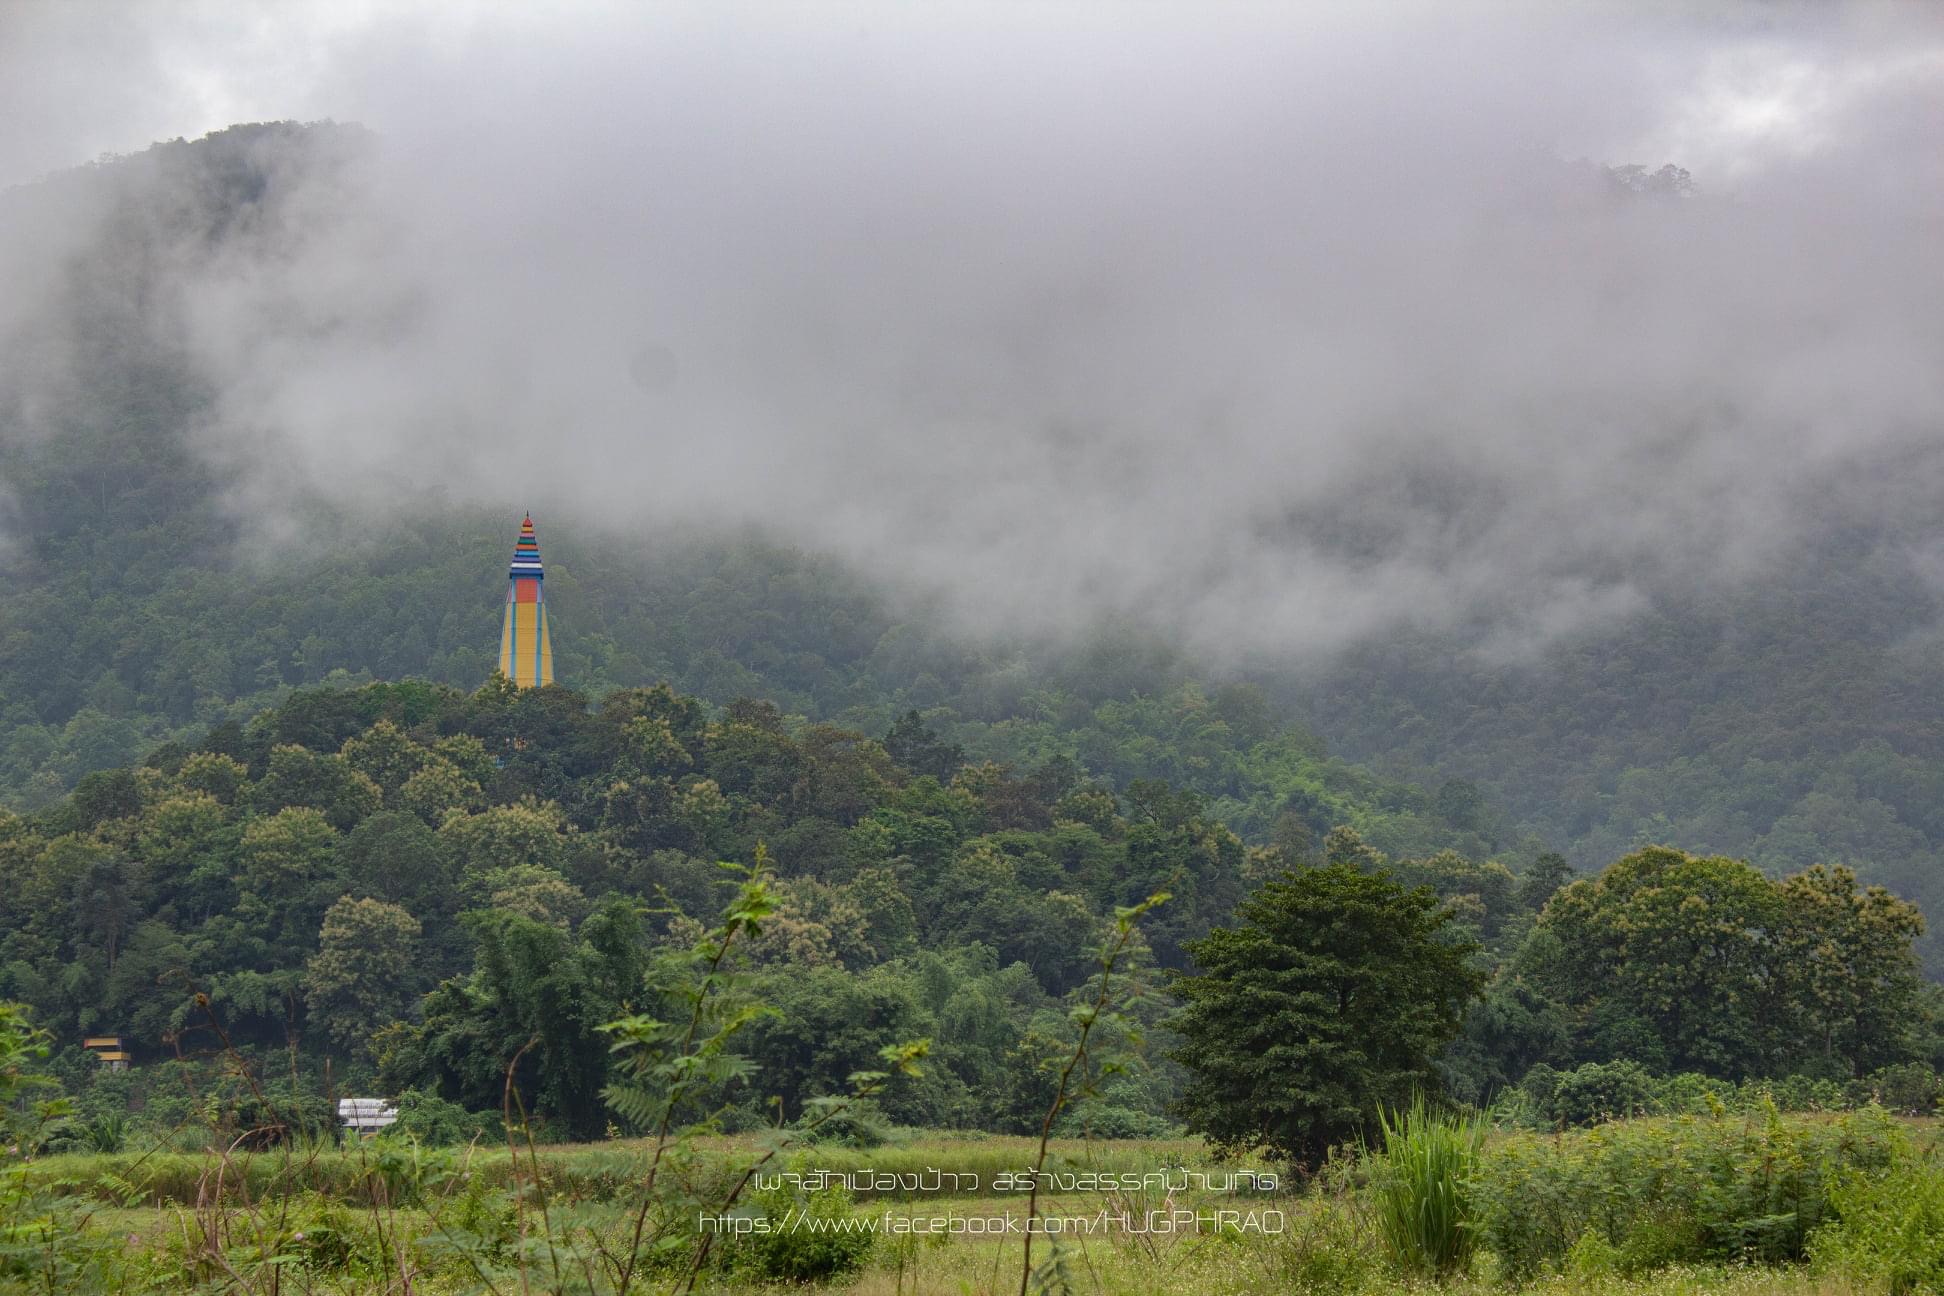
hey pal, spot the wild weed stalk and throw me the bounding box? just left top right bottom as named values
left=1367, top=1094, right=1482, bottom=1279
left=1016, top=889, right=1168, bottom=1296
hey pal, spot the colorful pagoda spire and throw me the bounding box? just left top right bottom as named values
left=498, top=513, right=554, bottom=687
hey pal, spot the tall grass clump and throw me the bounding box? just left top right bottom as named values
left=1366, top=1094, right=1483, bottom=1278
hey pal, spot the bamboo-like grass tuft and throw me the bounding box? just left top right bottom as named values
left=1367, top=1093, right=1484, bottom=1279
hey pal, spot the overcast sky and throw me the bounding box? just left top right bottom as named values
left=5, top=1, right=1931, bottom=189
left=3, top=1, right=1942, bottom=662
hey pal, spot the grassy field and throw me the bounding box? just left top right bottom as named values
left=35, top=1203, right=1898, bottom=1296
left=8, top=1116, right=1940, bottom=1293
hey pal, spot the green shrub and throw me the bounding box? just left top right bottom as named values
left=436, top=1172, right=520, bottom=1269
left=1519, top=1063, right=1559, bottom=1106
left=1484, top=1084, right=1547, bottom=1131
left=1514, top=1062, right=1943, bottom=1127
left=1476, top=1104, right=1901, bottom=1278
left=731, top=1184, right=875, bottom=1284
left=74, top=1113, right=128, bottom=1153
left=1560, top=1225, right=1622, bottom=1281
left=144, top=1191, right=395, bottom=1285
left=387, top=1088, right=501, bottom=1147
left=1545, top=1060, right=1656, bottom=1126
left=1810, top=1135, right=1944, bottom=1295
left=798, top=1098, right=890, bottom=1149
left=1850, top=1062, right=1943, bottom=1117
left=1650, top=1072, right=1728, bottom=1116
left=1366, top=1095, right=1482, bottom=1278
left=284, top=1199, right=377, bottom=1276
left=1058, top=1100, right=1181, bottom=1140
left=1742, top=1073, right=1848, bottom=1114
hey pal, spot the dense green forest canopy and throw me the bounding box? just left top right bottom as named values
left=0, top=674, right=1437, bottom=1136
left=7, top=677, right=1936, bottom=1146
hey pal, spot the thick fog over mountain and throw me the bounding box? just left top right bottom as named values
left=3, top=1, right=1943, bottom=662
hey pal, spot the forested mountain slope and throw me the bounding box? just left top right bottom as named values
left=1299, top=535, right=1944, bottom=966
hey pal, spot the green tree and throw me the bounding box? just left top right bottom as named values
left=1168, top=864, right=1484, bottom=1168
left=745, top=964, right=928, bottom=1117
left=396, top=758, right=484, bottom=824
left=1537, top=847, right=1926, bottom=1077
left=1516, top=851, right=1572, bottom=913
left=883, top=709, right=964, bottom=781
left=438, top=798, right=567, bottom=883
left=1441, top=969, right=1570, bottom=1104
left=379, top=901, right=646, bottom=1139
left=235, top=806, right=343, bottom=948
left=304, top=896, right=422, bottom=1058
left=1774, top=863, right=1924, bottom=1075
left=1540, top=848, right=1781, bottom=1074
left=337, top=811, right=452, bottom=917
left=251, top=745, right=381, bottom=830
left=338, top=719, right=428, bottom=799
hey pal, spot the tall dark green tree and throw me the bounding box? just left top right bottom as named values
left=1168, top=864, right=1484, bottom=1168
left=882, top=710, right=964, bottom=782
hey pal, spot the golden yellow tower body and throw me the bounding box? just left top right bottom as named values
left=498, top=513, right=554, bottom=687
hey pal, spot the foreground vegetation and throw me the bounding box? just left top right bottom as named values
left=3, top=1113, right=1939, bottom=1293
left=0, top=844, right=1935, bottom=1294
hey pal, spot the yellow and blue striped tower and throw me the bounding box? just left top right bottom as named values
left=498, top=513, right=554, bottom=687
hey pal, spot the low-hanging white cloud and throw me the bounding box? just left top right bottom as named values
left=5, top=0, right=1943, bottom=663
